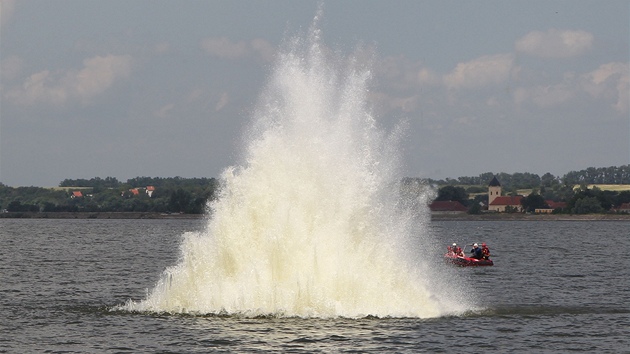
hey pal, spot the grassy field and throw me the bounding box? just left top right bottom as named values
left=46, top=186, right=94, bottom=191
left=469, top=184, right=630, bottom=198
left=515, top=185, right=630, bottom=195
left=573, top=184, right=630, bottom=191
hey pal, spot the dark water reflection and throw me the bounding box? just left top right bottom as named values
left=1, top=219, right=628, bottom=352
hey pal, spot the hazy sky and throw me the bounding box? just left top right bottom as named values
left=1, top=0, right=628, bottom=187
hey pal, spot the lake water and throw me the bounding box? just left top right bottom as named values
left=1, top=218, right=628, bottom=353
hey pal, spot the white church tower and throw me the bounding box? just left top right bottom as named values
left=488, top=176, right=502, bottom=205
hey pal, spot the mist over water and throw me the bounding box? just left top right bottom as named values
left=124, top=19, right=470, bottom=318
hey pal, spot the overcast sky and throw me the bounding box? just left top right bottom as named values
left=1, top=0, right=628, bottom=187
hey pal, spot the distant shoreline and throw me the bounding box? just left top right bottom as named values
left=1, top=211, right=629, bottom=221
left=0, top=212, right=203, bottom=219
left=430, top=212, right=630, bottom=221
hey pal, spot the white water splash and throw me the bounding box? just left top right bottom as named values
left=124, top=19, right=467, bottom=318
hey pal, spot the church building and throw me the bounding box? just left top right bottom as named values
left=487, top=176, right=523, bottom=212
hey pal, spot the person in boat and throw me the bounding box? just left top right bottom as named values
left=470, top=243, right=483, bottom=259
left=481, top=242, right=490, bottom=260
left=451, top=243, right=463, bottom=257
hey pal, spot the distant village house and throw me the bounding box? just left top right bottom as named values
left=612, top=202, right=630, bottom=213
left=535, top=201, right=567, bottom=214
left=121, top=186, right=156, bottom=198
left=429, top=200, right=467, bottom=213
left=488, top=196, right=524, bottom=213
left=487, top=176, right=524, bottom=212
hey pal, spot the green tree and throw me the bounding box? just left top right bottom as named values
left=7, top=200, right=22, bottom=212
left=504, top=205, right=520, bottom=213
left=168, top=188, right=192, bottom=213
left=568, top=186, right=615, bottom=212
left=467, top=203, right=482, bottom=214
left=465, top=186, right=486, bottom=193
left=562, top=165, right=630, bottom=185
left=521, top=193, right=547, bottom=213
left=436, top=185, right=468, bottom=205
left=614, top=191, right=630, bottom=206
left=541, top=172, right=559, bottom=188
left=573, top=196, right=604, bottom=214
left=7, top=200, right=38, bottom=212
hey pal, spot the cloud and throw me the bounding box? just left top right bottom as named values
left=515, top=29, right=593, bottom=58
left=0, top=0, right=16, bottom=27
left=154, top=42, right=171, bottom=54
left=583, top=62, right=629, bottom=113
left=514, top=84, right=574, bottom=108
left=513, top=70, right=579, bottom=108
left=72, top=55, right=132, bottom=98
left=215, top=92, right=229, bottom=112
left=5, top=54, right=132, bottom=106
left=250, top=38, right=276, bottom=62
left=443, top=53, right=514, bottom=89
left=370, top=92, right=421, bottom=113
left=154, top=103, right=174, bottom=118
left=200, top=37, right=275, bottom=62
left=6, top=70, right=68, bottom=105
left=512, top=62, right=629, bottom=113
left=417, top=67, right=440, bottom=86
left=377, top=55, right=440, bottom=91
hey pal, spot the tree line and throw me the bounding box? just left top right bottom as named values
left=1, top=165, right=628, bottom=215
left=428, top=165, right=630, bottom=190
left=0, top=176, right=219, bottom=214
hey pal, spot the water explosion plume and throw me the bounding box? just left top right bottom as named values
left=125, top=20, right=457, bottom=318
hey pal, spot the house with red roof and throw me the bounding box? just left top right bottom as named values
left=488, top=195, right=524, bottom=212
left=546, top=200, right=567, bottom=210
left=429, top=200, right=467, bottom=213
left=71, top=191, right=83, bottom=198
left=535, top=200, right=568, bottom=213
left=613, top=202, right=630, bottom=213
left=487, top=176, right=524, bottom=212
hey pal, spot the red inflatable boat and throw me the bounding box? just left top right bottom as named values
left=444, top=244, right=494, bottom=267
left=443, top=252, right=494, bottom=266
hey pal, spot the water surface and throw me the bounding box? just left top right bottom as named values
left=1, top=219, right=628, bottom=353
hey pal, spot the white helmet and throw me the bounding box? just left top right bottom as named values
left=452, top=243, right=457, bottom=246
left=473, top=243, right=478, bottom=247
